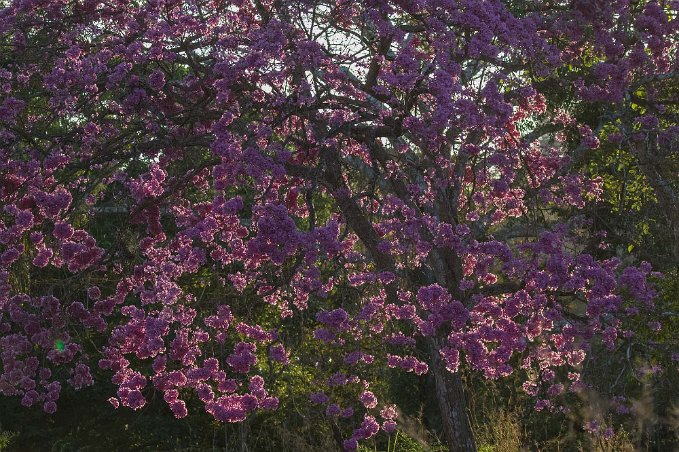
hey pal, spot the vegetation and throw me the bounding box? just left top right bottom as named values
left=0, top=0, right=677, bottom=450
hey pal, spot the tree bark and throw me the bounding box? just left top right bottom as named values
left=429, top=337, right=477, bottom=452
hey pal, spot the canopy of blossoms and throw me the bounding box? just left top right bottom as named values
left=0, top=0, right=676, bottom=450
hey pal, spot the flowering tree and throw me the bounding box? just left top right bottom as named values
left=0, top=1, right=676, bottom=450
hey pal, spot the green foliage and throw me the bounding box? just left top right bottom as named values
left=0, top=431, right=17, bottom=452
left=358, top=430, right=446, bottom=452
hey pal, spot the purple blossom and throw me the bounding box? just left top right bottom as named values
left=148, top=70, right=165, bottom=91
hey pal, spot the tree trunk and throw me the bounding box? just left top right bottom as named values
left=429, top=337, right=477, bottom=452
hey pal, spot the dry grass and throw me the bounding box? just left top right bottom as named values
left=474, top=409, right=523, bottom=452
